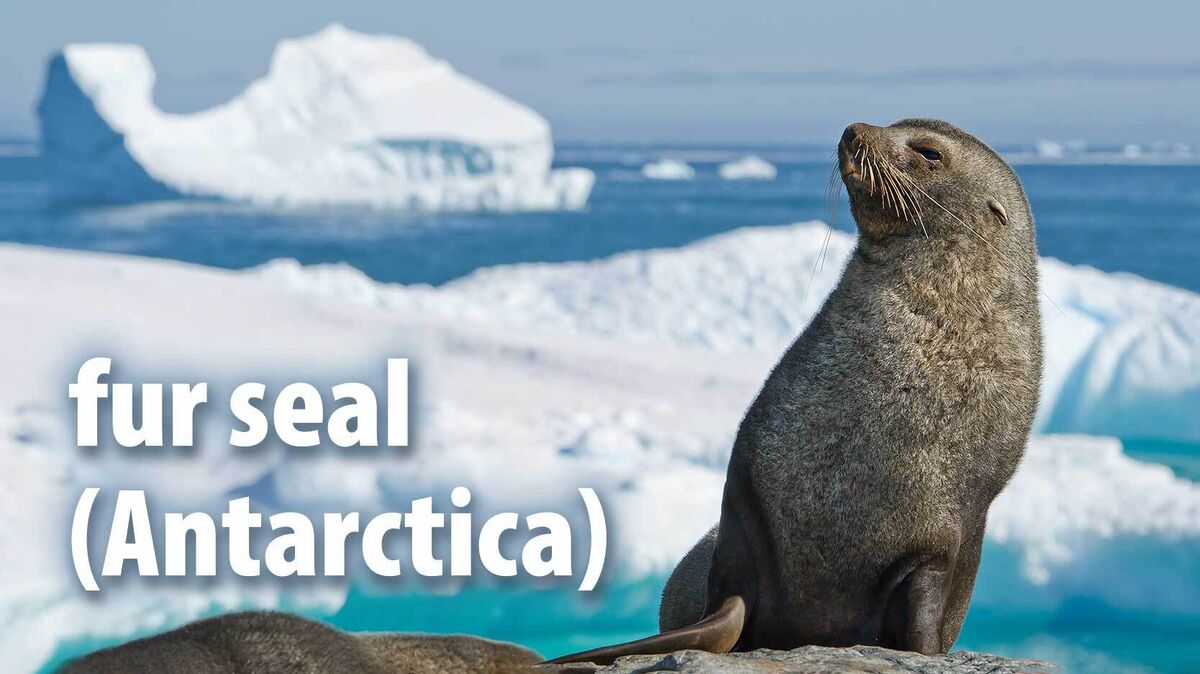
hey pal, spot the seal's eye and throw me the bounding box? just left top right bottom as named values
left=914, top=147, right=942, bottom=162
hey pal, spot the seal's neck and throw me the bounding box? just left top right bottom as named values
left=845, top=233, right=1038, bottom=327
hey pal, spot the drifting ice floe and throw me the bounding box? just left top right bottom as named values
left=36, top=24, right=593, bottom=210
left=641, top=158, right=695, bottom=180
left=1034, top=140, right=1067, bottom=160
left=718, top=155, right=777, bottom=180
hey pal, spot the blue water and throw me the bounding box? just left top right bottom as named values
left=9, top=143, right=1199, bottom=674
left=2, top=144, right=1199, bottom=292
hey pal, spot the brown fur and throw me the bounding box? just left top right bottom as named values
left=656, top=119, right=1042, bottom=655
left=60, top=611, right=542, bottom=674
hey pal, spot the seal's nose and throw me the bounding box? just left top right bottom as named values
left=841, top=123, right=869, bottom=152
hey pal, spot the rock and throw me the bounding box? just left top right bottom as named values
left=538, top=646, right=1054, bottom=674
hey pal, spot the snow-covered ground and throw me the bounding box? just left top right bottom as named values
left=2, top=222, right=1198, bottom=671
left=36, top=25, right=593, bottom=210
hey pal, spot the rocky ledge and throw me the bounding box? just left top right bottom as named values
left=538, top=645, right=1054, bottom=673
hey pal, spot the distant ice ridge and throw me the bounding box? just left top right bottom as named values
left=718, top=155, right=777, bottom=180
left=641, top=158, right=695, bottom=180
left=259, top=222, right=1200, bottom=445
left=36, top=24, right=594, bottom=210
left=1017, top=138, right=1194, bottom=165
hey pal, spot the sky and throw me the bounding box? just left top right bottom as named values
left=2, top=0, right=1198, bottom=144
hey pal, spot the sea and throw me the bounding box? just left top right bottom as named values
left=2, top=139, right=1197, bottom=674
left=1, top=141, right=1198, bottom=292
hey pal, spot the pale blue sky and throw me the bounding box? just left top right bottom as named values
left=2, top=0, right=1197, bottom=143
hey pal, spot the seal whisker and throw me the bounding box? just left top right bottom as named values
left=803, top=157, right=843, bottom=306
left=885, top=163, right=927, bottom=236
left=859, top=147, right=873, bottom=195
left=823, top=152, right=844, bottom=273
left=865, top=146, right=887, bottom=207
left=860, top=140, right=924, bottom=230
left=873, top=155, right=926, bottom=233
left=883, top=165, right=900, bottom=215
left=864, top=148, right=880, bottom=198
left=880, top=162, right=904, bottom=218
left=859, top=139, right=905, bottom=222
left=818, top=185, right=837, bottom=274
left=885, top=162, right=907, bottom=218
left=889, top=165, right=913, bottom=215
left=802, top=225, right=835, bottom=307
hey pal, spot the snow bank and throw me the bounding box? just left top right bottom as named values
left=641, top=158, right=695, bottom=180
left=36, top=24, right=593, bottom=210
left=2, top=231, right=1199, bottom=669
left=0, top=244, right=748, bottom=670
left=718, top=155, right=777, bottom=180
left=259, top=222, right=1200, bottom=444
left=982, top=435, right=1200, bottom=616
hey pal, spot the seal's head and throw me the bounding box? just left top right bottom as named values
left=837, top=119, right=1032, bottom=260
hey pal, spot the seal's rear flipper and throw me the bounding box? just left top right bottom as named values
left=542, top=595, right=746, bottom=666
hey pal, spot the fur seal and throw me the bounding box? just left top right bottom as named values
left=60, top=611, right=541, bottom=674
left=549, top=119, right=1042, bottom=664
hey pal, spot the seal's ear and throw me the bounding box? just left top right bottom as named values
left=987, top=198, right=1009, bottom=226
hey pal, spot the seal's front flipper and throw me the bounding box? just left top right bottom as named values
left=905, top=561, right=954, bottom=654
left=883, top=556, right=954, bottom=655
left=542, top=595, right=746, bottom=666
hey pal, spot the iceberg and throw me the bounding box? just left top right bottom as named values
left=718, top=155, right=777, bottom=180
left=641, top=158, right=695, bottom=180
left=36, top=24, right=593, bottom=211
